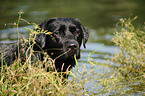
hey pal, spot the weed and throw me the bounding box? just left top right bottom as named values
left=99, top=16, right=145, bottom=95
left=0, top=11, right=144, bottom=95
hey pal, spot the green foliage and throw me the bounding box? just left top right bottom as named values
left=102, top=16, right=145, bottom=95
left=0, top=11, right=144, bottom=95
left=0, top=10, right=84, bottom=96
left=112, top=16, right=145, bottom=78
left=86, top=16, right=145, bottom=95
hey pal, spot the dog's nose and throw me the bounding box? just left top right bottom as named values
left=68, top=43, right=77, bottom=49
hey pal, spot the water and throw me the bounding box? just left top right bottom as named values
left=0, top=0, right=145, bottom=95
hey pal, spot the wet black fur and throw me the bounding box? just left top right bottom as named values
left=0, top=17, right=89, bottom=78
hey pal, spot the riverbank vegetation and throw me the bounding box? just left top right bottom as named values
left=98, top=16, right=145, bottom=95
left=0, top=11, right=144, bottom=95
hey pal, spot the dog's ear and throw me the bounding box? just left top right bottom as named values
left=76, top=49, right=81, bottom=59
left=35, top=18, right=58, bottom=49
left=81, top=26, right=89, bottom=48
left=35, top=33, right=46, bottom=49
left=39, top=18, right=57, bottom=30
left=75, top=18, right=89, bottom=48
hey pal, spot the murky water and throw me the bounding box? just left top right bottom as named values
left=0, top=0, right=145, bottom=95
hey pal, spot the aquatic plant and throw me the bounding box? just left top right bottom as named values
left=100, top=16, right=145, bottom=95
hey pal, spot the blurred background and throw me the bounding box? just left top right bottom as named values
left=0, top=0, right=145, bottom=95
left=0, top=0, right=145, bottom=45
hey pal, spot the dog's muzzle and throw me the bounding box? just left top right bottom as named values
left=64, top=40, right=79, bottom=56
left=68, top=43, right=77, bottom=50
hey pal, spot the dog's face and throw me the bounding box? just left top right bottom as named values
left=36, top=18, right=89, bottom=59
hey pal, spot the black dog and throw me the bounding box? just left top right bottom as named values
left=0, top=17, right=89, bottom=78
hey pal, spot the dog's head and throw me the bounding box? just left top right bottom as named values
left=35, top=17, right=89, bottom=59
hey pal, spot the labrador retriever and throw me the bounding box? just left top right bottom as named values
left=0, top=17, right=89, bottom=78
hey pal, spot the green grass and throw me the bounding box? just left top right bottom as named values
left=98, top=16, right=145, bottom=95
left=0, top=10, right=90, bottom=96
left=0, top=11, right=145, bottom=95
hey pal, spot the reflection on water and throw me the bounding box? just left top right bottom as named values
left=69, top=42, right=120, bottom=95
left=0, top=25, right=33, bottom=43
left=0, top=0, right=145, bottom=95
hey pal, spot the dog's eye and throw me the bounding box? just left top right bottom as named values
left=54, top=31, right=60, bottom=35
left=75, top=31, right=79, bottom=35
left=56, top=33, right=60, bottom=35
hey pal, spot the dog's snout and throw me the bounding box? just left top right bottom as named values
left=68, top=43, right=77, bottom=49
